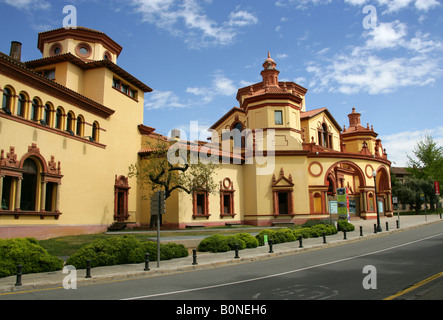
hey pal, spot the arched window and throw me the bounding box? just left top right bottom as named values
left=322, top=123, right=328, bottom=148
left=17, top=93, right=26, bottom=117
left=92, top=121, right=100, bottom=142
left=43, top=103, right=52, bottom=126
left=55, top=107, right=64, bottom=130
left=76, top=115, right=84, bottom=137
left=2, top=87, right=12, bottom=114
left=31, top=98, right=40, bottom=121
left=232, top=122, right=244, bottom=148
left=66, top=111, right=75, bottom=134
left=20, top=158, right=39, bottom=211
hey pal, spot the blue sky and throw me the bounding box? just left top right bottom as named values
left=1, top=0, right=442, bottom=166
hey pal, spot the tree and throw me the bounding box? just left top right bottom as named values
left=406, top=134, right=443, bottom=210
left=393, top=176, right=428, bottom=214
left=407, top=134, right=443, bottom=182
left=128, top=137, right=219, bottom=226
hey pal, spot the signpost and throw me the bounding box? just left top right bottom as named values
left=337, top=188, right=350, bottom=222
left=150, top=190, right=165, bottom=267
left=436, top=181, right=441, bottom=217
left=392, top=196, right=400, bottom=224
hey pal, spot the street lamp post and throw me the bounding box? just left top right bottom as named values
left=373, top=170, right=382, bottom=232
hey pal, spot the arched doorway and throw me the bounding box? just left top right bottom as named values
left=21, top=158, right=39, bottom=211
left=324, top=161, right=366, bottom=218
left=114, top=175, right=130, bottom=222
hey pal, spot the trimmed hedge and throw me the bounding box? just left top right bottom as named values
left=65, top=235, right=188, bottom=269
left=337, top=220, right=355, bottom=232
left=0, top=238, right=64, bottom=278
left=198, top=233, right=259, bottom=253
left=256, top=223, right=342, bottom=246
left=198, top=235, right=230, bottom=253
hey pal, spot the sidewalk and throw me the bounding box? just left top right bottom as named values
left=1, top=214, right=441, bottom=293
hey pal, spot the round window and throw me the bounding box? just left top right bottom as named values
left=49, top=43, right=63, bottom=56
left=75, top=43, right=92, bottom=58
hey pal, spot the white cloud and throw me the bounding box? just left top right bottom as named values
left=364, top=21, right=408, bottom=50
left=186, top=71, right=238, bottom=103
left=381, top=127, right=443, bottom=166
left=344, top=0, right=440, bottom=12
left=131, top=0, right=258, bottom=48
left=1, top=0, right=51, bottom=10
left=306, top=15, right=443, bottom=95
left=145, top=90, right=187, bottom=110
left=415, top=0, right=440, bottom=11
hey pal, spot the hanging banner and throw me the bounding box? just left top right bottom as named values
left=435, top=181, right=440, bottom=196
left=337, top=188, right=350, bottom=222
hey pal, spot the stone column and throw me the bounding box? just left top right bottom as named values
left=15, top=177, right=22, bottom=211
left=40, top=181, right=47, bottom=212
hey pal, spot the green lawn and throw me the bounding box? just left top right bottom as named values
left=38, top=225, right=271, bottom=257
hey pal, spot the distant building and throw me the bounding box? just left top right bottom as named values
left=391, top=167, right=442, bottom=211
left=1, top=28, right=393, bottom=239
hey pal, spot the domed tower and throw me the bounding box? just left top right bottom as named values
left=261, top=52, right=280, bottom=87
left=234, top=53, right=307, bottom=151
left=37, top=27, right=122, bottom=63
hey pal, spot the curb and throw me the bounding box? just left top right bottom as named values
left=1, top=218, right=441, bottom=294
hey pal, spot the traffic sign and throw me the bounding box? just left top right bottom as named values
left=150, top=191, right=165, bottom=215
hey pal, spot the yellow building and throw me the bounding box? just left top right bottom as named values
left=140, top=53, right=393, bottom=229
left=1, top=27, right=152, bottom=239
left=1, top=28, right=393, bottom=239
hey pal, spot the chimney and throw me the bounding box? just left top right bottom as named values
left=9, top=41, right=22, bottom=61
left=171, top=129, right=181, bottom=140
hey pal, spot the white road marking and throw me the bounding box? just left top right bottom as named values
left=121, top=232, right=443, bottom=300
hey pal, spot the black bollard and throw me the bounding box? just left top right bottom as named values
left=15, top=264, right=22, bottom=286
left=386, top=222, right=389, bottom=231
left=268, top=239, right=274, bottom=253
left=298, top=235, right=303, bottom=248
left=234, top=244, right=239, bottom=259
left=192, top=249, right=198, bottom=265
left=322, top=232, right=327, bottom=244
left=343, top=229, right=347, bottom=240
left=360, top=226, right=363, bottom=237
left=85, top=259, right=91, bottom=279
left=144, top=253, right=150, bottom=271
left=396, top=220, right=400, bottom=229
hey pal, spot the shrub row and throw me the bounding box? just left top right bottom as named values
left=256, top=223, right=340, bottom=246
left=337, top=220, right=355, bottom=232
left=198, top=233, right=259, bottom=253
left=65, top=235, right=188, bottom=269
left=0, top=238, right=64, bottom=278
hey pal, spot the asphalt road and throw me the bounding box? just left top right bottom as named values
left=2, top=222, right=443, bottom=306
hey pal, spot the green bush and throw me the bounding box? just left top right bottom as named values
left=311, top=224, right=338, bottom=236
left=255, top=229, right=279, bottom=246
left=0, top=238, right=64, bottom=278
left=302, top=219, right=334, bottom=228
left=235, top=233, right=259, bottom=248
left=197, top=235, right=230, bottom=253
left=225, top=235, right=246, bottom=250
left=65, top=235, right=188, bottom=269
left=337, top=220, right=355, bottom=232
left=276, top=228, right=297, bottom=242
left=292, top=227, right=317, bottom=239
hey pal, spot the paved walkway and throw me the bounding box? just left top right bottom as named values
left=1, top=214, right=441, bottom=293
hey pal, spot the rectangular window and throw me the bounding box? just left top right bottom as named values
left=274, top=110, right=283, bottom=125
left=112, top=78, right=137, bottom=100
left=112, top=78, right=120, bottom=89
left=196, top=193, right=206, bottom=215
left=44, top=69, right=56, bottom=80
